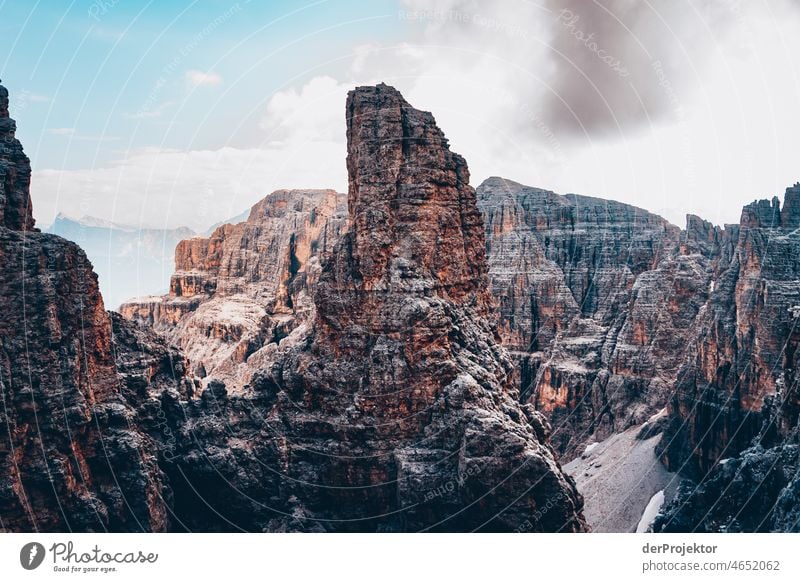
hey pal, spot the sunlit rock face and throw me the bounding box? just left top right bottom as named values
left=120, top=188, right=347, bottom=391
left=1, top=80, right=182, bottom=532
left=12, top=64, right=799, bottom=532
left=478, top=176, right=714, bottom=461
left=651, top=186, right=800, bottom=533
left=142, top=85, right=586, bottom=532
left=270, top=84, right=586, bottom=531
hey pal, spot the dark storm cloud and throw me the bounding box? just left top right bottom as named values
left=541, top=0, right=735, bottom=137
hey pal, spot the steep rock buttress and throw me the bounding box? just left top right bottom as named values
left=0, top=80, right=185, bottom=532
left=263, top=84, right=587, bottom=531
left=159, top=84, right=587, bottom=532
left=655, top=187, right=800, bottom=532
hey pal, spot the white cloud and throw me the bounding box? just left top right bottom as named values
left=260, top=75, right=349, bottom=145
left=33, top=0, right=800, bottom=233
left=33, top=142, right=346, bottom=232
left=33, top=78, right=352, bottom=232
left=342, top=0, right=800, bottom=227
left=185, top=70, right=222, bottom=87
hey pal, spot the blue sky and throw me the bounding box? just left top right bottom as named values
left=2, top=0, right=402, bottom=169
left=3, top=0, right=800, bottom=232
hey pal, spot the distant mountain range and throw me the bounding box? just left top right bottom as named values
left=45, top=208, right=255, bottom=309
left=46, top=214, right=196, bottom=310
left=202, top=208, right=250, bottom=235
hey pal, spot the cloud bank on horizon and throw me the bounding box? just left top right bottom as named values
left=17, top=0, right=800, bottom=231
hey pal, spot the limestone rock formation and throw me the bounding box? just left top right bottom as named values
left=653, top=186, right=800, bottom=532
left=661, top=187, right=800, bottom=476
left=2, top=80, right=585, bottom=533
left=153, top=84, right=586, bottom=532
left=270, top=84, right=585, bottom=531
left=0, top=80, right=181, bottom=532
left=478, top=177, right=712, bottom=459
left=0, top=82, right=35, bottom=232
left=10, top=68, right=799, bottom=533
left=120, top=189, right=347, bottom=391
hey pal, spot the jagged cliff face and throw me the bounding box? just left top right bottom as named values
left=120, top=189, right=346, bottom=390
left=478, top=178, right=800, bottom=532
left=150, top=85, right=586, bottom=532
left=652, top=186, right=800, bottom=532
left=0, top=82, right=182, bottom=532
left=120, top=169, right=719, bottom=469
left=477, top=177, right=713, bottom=459
left=112, top=85, right=586, bottom=532
left=477, top=178, right=800, bottom=531
left=0, top=83, right=34, bottom=232
left=6, top=70, right=798, bottom=532
left=272, top=85, right=585, bottom=531
left=661, top=188, right=800, bottom=476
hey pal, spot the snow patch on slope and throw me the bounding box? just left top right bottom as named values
left=636, top=490, right=665, bottom=533
left=565, top=423, right=680, bottom=532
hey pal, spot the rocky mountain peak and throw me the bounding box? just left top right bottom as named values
left=336, top=83, right=493, bottom=318
left=0, top=81, right=36, bottom=232
left=476, top=175, right=695, bottom=459
left=117, top=88, right=587, bottom=532
left=120, top=187, right=347, bottom=389
left=741, top=195, right=781, bottom=228
left=656, top=189, right=800, bottom=530
left=0, top=81, right=9, bottom=118
left=246, top=188, right=339, bottom=222
left=781, top=182, right=800, bottom=228
left=113, top=85, right=586, bottom=532
left=260, top=84, right=588, bottom=531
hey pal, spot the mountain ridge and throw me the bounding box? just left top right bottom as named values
left=3, top=75, right=800, bottom=532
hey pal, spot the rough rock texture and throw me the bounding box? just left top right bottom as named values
left=0, top=82, right=35, bottom=232
left=0, top=81, right=180, bottom=532
left=123, top=175, right=722, bottom=473
left=478, top=177, right=800, bottom=531
left=7, top=83, right=584, bottom=532
left=661, top=188, right=800, bottom=476
left=151, top=84, right=586, bottom=532
left=654, top=442, right=800, bottom=532
left=653, top=186, right=800, bottom=532
left=120, top=189, right=347, bottom=391
left=478, top=177, right=713, bottom=460
left=272, top=85, right=586, bottom=531
left=8, top=69, right=798, bottom=532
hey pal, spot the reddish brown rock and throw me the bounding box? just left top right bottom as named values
left=653, top=185, right=800, bottom=532
left=120, top=189, right=347, bottom=389
left=147, top=85, right=586, bottom=532
left=478, top=177, right=712, bottom=459
left=0, top=80, right=175, bottom=532
left=9, top=82, right=583, bottom=532
left=0, top=82, right=35, bottom=232
left=661, top=186, right=800, bottom=476
left=253, top=84, right=586, bottom=531
left=23, top=72, right=800, bottom=533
